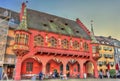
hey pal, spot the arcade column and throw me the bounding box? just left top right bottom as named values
left=94, top=62, right=99, bottom=78
left=14, top=56, right=22, bottom=80
left=79, top=61, right=84, bottom=78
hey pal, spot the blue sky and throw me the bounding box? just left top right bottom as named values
left=0, top=0, right=120, bottom=40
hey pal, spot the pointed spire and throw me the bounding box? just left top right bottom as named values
left=17, top=2, right=28, bottom=31
left=90, top=20, right=98, bottom=43
left=91, top=20, right=94, bottom=35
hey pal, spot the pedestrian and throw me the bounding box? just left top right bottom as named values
left=99, top=70, right=103, bottom=79
left=83, top=73, right=87, bottom=79
left=106, top=71, right=110, bottom=78
left=2, top=72, right=8, bottom=81
left=31, top=74, right=36, bottom=81
left=60, top=71, right=63, bottom=79
left=39, top=71, right=43, bottom=80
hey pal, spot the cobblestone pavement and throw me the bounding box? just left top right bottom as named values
left=1, top=78, right=120, bottom=81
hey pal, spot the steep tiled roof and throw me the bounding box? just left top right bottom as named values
left=0, top=7, right=91, bottom=40
left=27, top=9, right=90, bottom=40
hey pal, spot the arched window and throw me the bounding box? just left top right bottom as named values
left=73, top=41, right=80, bottom=50
left=61, top=39, right=69, bottom=49
left=25, top=35, right=29, bottom=45
left=48, top=37, right=57, bottom=47
left=34, top=35, right=44, bottom=46
left=83, top=42, right=89, bottom=52
left=21, top=34, right=25, bottom=44
left=15, top=34, right=19, bottom=43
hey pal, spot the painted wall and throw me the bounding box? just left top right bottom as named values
left=98, top=44, right=115, bottom=73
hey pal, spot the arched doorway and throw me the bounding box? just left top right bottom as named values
left=67, top=59, right=80, bottom=78
left=46, top=58, right=63, bottom=78
left=84, top=61, right=94, bottom=78
left=21, top=57, right=42, bottom=79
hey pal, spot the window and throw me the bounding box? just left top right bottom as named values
left=26, top=62, right=33, bottom=72
left=15, top=34, right=19, bottom=43
left=61, top=28, right=64, bottom=30
left=92, top=46, right=96, bottom=53
left=43, top=24, right=47, bottom=27
left=99, top=54, right=102, bottom=58
left=48, top=37, right=57, bottom=47
left=25, top=35, right=29, bottom=45
left=50, top=20, right=53, bottom=23
left=15, top=34, right=27, bottom=45
left=73, top=41, right=79, bottom=50
left=34, top=35, right=44, bottom=46
left=61, top=39, right=69, bottom=49
left=83, top=42, right=89, bottom=52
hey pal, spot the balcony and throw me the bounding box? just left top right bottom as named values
left=13, top=44, right=29, bottom=56
left=34, top=46, right=90, bottom=58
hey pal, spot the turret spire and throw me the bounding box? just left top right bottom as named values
left=91, top=20, right=94, bottom=35
left=17, top=2, right=28, bottom=31
left=90, top=20, right=98, bottom=43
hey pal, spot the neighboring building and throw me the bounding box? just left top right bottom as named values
left=12, top=3, right=99, bottom=80
left=96, top=36, right=115, bottom=75
left=109, top=37, right=120, bottom=71
left=0, top=7, right=19, bottom=79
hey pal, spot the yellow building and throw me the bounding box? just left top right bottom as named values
left=96, top=36, right=115, bottom=75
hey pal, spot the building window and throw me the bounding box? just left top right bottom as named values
left=48, top=37, right=57, bottom=47
left=99, top=54, right=102, bottom=58
left=15, top=34, right=19, bottom=43
left=103, top=47, right=108, bottom=51
left=73, top=41, right=79, bottom=50
left=92, top=46, right=96, bottom=53
left=34, top=35, right=44, bottom=46
left=83, top=42, right=89, bottom=52
left=99, top=46, right=102, bottom=50
left=61, top=39, right=69, bottom=49
left=26, top=62, right=33, bottom=72
left=15, top=34, right=27, bottom=45
left=25, top=35, right=29, bottom=45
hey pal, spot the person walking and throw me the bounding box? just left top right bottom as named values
left=106, top=71, right=110, bottom=78
left=31, top=74, right=36, bottom=81
left=39, top=71, right=43, bottom=80
left=83, top=73, right=87, bottom=79
left=99, top=70, right=103, bottom=79
left=2, top=72, right=8, bottom=81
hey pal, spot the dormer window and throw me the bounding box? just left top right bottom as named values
left=50, top=20, right=53, bottom=23
left=76, top=31, right=79, bottom=33
left=61, top=28, right=64, bottom=30
left=43, top=24, right=47, bottom=27
left=65, top=23, right=68, bottom=25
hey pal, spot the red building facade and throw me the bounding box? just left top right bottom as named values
left=13, top=3, right=99, bottom=80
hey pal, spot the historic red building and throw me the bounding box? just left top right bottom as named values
left=13, top=3, right=99, bottom=80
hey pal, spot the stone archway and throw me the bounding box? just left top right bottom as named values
left=66, top=59, right=80, bottom=78
left=46, top=58, right=63, bottom=77
left=85, top=61, right=94, bottom=77
left=21, top=56, right=42, bottom=79
left=84, top=60, right=95, bottom=78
